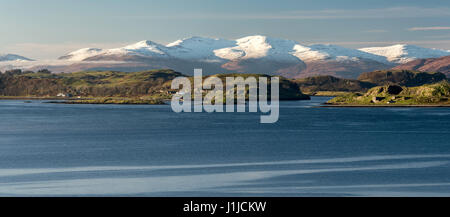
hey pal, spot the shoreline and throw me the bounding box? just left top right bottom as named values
left=0, top=96, right=311, bottom=104
left=45, top=101, right=167, bottom=105
left=322, top=104, right=450, bottom=107
left=0, top=97, right=85, bottom=100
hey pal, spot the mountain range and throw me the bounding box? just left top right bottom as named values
left=2, top=35, right=450, bottom=79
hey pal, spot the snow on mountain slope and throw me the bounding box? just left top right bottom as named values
left=60, top=38, right=234, bottom=61
left=108, top=40, right=169, bottom=57
left=214, top=35, right=300, bottom=62
left=59, top=48, right=104, bottom=61
left=359, top=44, right=450, bottom=64
left=166, top=36, right=235, bottom=60
left=293, top=44, right=389, bottom=63
left=0, top=54, right=33, bottom=62
left=214, top=35, right=392, bottom=63
left=59, top=40, right=170, bottom=61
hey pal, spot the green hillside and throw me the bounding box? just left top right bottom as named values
left=327, top=81, right=450, bottom=106
left=0, top=69, right=309, bottom=104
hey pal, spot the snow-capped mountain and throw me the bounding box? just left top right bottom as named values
left=166, top=36, right=236, bottom=60
left=104, top=40, right=170, bottom=58
left=214, top=35, right=300, bottom=62
left=213, top=36, right=307, bottom=76
left=0, top=54, right=33, bottom=62
left=59, top=48, right=103, bottom=61
left=59, top=40, right=170, bottom=61
left=43, top=36, right=450, bottom=78
left=293, top=44, right=389, bottom=63
left=59, top=37, right=235, bottom=62
left=359, top=44, right=450, bottom=64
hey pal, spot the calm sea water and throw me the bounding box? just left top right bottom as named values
left=0, top=97, right=449, bottom=196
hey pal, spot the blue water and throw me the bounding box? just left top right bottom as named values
left=0, top=97, right=449, bottom=196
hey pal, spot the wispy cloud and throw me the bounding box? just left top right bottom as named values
left=264, top=7, right=450, bottom=20
left=425, top=34, right=450, bottom=39
left=408, top=26, right=450, bottom=31
left=364, top=29, right=388, bottom=33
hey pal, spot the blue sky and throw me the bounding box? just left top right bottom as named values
left=1, top=0, right=450, bottom=59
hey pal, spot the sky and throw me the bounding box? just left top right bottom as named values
left=1, top=0, right=450, bottom=59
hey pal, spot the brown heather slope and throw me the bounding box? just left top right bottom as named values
left=393, top=56, right=450, bottom=77
left=295, top=75, right=376, bottom=94
left=288, top=59, right=393, bottom=79
left=294, top=70, right=446, bottom=95
left=357, top=70, right=447, bottom=87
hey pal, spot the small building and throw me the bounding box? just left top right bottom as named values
left=57, top=93, right=73, bottom=97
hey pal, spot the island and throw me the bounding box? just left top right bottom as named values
left=326, top=81, right=450, bottom=106
left=0, top=69, right=309, bottom=104
left=293, top=69, right=450, bottom=107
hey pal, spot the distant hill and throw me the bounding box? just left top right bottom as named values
left=293, top=70, right=447, bottom=95
left=392, top=56, right=450, bottom=77
left=203, top=73, right=310, bottom=100
left=357, top=70, right=447, bottom=87
left=295, top=75, right=376, bottom=94
left=0, top=54, right=33, bottom=62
